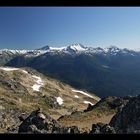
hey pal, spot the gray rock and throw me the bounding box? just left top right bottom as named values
left=45, top=96, right=60, bottom=109
left=18, top=113, right=28, bottom=121
left=84, top=96, right=130, bottom=112
left=110, top=95, right=140, bottom=133
left=18, top=109, right=80, bottom=134
left=27, top=125, right=43, bottom=134
left=90, top=123, right=116, bottom=134
left=101, top=124, right=116, bottom=134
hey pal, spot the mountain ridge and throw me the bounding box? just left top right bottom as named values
left=1, top=43, right=140, bottom=57
left=2, top=43, right=140, bottom=98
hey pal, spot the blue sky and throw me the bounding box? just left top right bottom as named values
left=0, top=7, right=140, bottom=49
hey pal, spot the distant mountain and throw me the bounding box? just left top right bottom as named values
left=2, top=44, right=140, bottom=97
left=0, top=44, right=139, bottom=57
left=64, top=43, right=87, bottom=53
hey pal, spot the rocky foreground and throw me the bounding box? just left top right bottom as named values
left=3, top=95, right=140, bottom=134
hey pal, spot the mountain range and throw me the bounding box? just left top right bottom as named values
left=1, top=43, right=140, bottom=56
left=1, top=43, right=140, bottom=97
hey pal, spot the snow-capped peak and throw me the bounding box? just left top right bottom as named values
left=103, top=46, right=121, bottom=54
left=67, top=43, right=86, bottom=51
left=1, top=44, right=140, bottom=57
left=63, top=43, right=87, bottom=54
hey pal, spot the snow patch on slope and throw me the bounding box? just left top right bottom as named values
left=0, top=67, right=44, bottom=92
left=84, top=101, right=94, bottom=106
left=74, top=95, right=79, bottom=98
left=0, top=67, right=19, bottom=71
left=50, top=47, right=65, bottom=51
left=56, top=97, right=63, bottom=105
left=72, top=89, right=94, bottom=99
left=21, top=70, right=28, bottom=74
left=32, top=75, right=44, bottom=92
left=0, top=67, right=28, bottom=74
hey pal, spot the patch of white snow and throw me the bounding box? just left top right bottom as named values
left=21, top=70, right=28, bottom=74
left=74, top=95, right=79, bottom=98
left=50, top=47, right=65, bottom=51
left=0, top=67, right=28, bottom=74
left=0, top=67, right=19, bottom=71
left=72, top=89, right=94, bottom=99
left=84, top=101, right=94, bottom=106
left=32, top=84, right=41, bottom=92
left=56, top=97, right=63, bottom=105
left=32, top=75, right=44, bottom=92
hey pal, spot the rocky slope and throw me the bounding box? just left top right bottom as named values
left=58, top=96, right=130, bottom=132
left=88, top=95, right=140, bottom=134
left=5, top=94, right=136, bottom=134
left=0, top=66, right=100, bottom=133
left=110, top=95, right=140, bottom=133
left=18, top=109, right=80, bottom=134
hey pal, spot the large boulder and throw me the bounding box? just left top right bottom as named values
left=18, top=109, right=80, bottom=134
left=84, top=96, right=130, bottom=112
left=90, top=122, right=116, bottom=134
left=18, top=109, right=55, bottom=133
left=110, top=95, right=140, bottom=133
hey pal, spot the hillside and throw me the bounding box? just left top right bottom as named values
left=0, top=66, right=100, bottom=133
left=0, top=66, right=138, bottom=133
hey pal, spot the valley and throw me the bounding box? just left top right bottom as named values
left=1, top=44, right=140, bottom=97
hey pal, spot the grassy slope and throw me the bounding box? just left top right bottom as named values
left=58, top=96, right=119, bottom=132
left=0, top=67, right=100, bottom=132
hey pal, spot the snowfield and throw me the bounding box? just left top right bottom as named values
left=84, top=101, right=94, bottom=106
left=56, top=97, right=63, bottom=105
left=74, top=95, right=79, bottom=98
left=72, top=89, right=95, bottom=99
left=0, top=67, right=44, bottom=92
left=50, top=46, right=65, bottom=51
left=21, top=70, right=28, bottom=74
left=32, top=75, right=44, bottom=92
left=68, top=44, right=86, bottom=51
left=32, top=84, right=42, bottom=92
left=0, top=67, right=28, bottom=74
left=0, top=67, right=19, bottom=71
